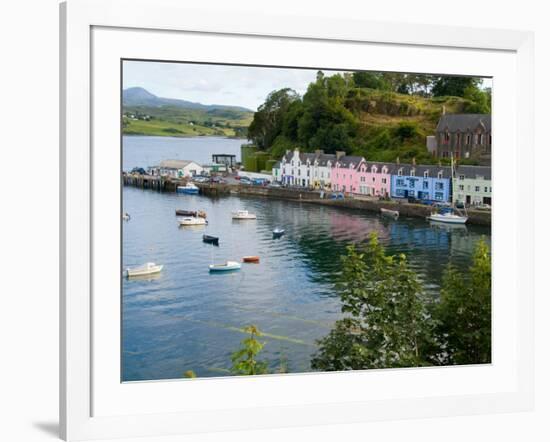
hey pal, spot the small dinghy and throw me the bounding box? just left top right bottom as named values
left=202, top=234, right=219, bottom=246
left=179, top=217, right=207, bottom=226
left=272, top=228, right=285, bottom=238
left=232, top=210, right=256, bottom=220
left=209, top=261, right=241, bottom=272
left=126, top=262, right=163, bottom=277
left=380, top=208, right=399, bottom=218
left=242, top=256, right=260, bottom=263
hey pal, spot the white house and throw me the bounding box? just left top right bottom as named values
left=148, top=159, right=204, bottom=178
left=278, top=148, right=334, bottom=189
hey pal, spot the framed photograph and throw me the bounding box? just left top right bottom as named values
left=60, top=0, right=534, bottom=440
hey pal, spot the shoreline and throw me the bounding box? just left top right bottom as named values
left=122, top=175, right=491, bottom=226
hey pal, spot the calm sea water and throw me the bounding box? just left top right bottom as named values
left=122, top=135, right=243, bottom=171
left=122, top=136, right=491, bottom=381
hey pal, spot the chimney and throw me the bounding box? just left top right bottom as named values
left=412, top=157, right=416, bottom=166
left=396, top=156, right=400, bottom=165
left=336, top=151, right=346, bottom=160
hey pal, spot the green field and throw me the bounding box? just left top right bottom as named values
left=122, top=105, right=253, bottom=138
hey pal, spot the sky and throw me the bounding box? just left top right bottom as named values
left=122, top=60, right=491, bottom=112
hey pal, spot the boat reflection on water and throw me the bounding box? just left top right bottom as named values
left=429, top=221, right=468, bottom=233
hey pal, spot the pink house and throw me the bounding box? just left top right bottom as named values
left=331, top=153, right=364, bottom=193
left=354, top=161, right=392, bottom=197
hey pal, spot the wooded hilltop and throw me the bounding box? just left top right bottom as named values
left=247, top=71, right=491, bottom=165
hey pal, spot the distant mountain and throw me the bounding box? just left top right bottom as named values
left=122, top=87, right=252, bottom=112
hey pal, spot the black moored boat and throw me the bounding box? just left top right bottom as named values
left=202, top=234, right=219, bottom=246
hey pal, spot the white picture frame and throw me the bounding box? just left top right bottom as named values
left=60, top=0, right=534, bottom=440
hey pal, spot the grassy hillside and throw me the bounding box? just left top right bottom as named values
left=345, top=88, right=480, bottom=164
left=122, top=105, right=253, bottom=138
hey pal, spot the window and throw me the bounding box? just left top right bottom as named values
left=465, top=151, right=470, bottom=159
left=423, top=181, right=429, bottom=189
left=459, top=185, right=464, bottom=191
left=435, top=192, right=444, bottom=200
left=475, top=186, right=480, bottom=192
left=360, top=176, right=365, bottom=182
left=298, top=169, right=301, bottom=176
left=382, top=178, right=387, bottom=184
left=484, top=187, right=488, bottom=192
left=408, top=179, right=415, bottom=188
left=459, top=175, right=465, bottom=180
left=435, top=182, right=443, bottom=190
left=466, top=134, right=471, bottom=145
left=396, top=178, right=405, bottom=186
left=396, top=189, right=405, bottom=197
left=372, top=177, right=375, bottom=182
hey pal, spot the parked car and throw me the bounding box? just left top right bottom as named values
left=476, top=203, right=491, bottom=210
left=455, top=201, right=465, bottom=209
left=268, top=182, right=282, bottom=188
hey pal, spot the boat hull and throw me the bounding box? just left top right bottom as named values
left=242, top=256, right=260, bottom=263
left=126, top=264, right=163, bottom=277
left=203, top=235, right=219, bottom=246
left=427, top=215, right=468, bottom=224
left=380, top=208, right=399, bottom=218
left=209, top=261, right=241, bottom=272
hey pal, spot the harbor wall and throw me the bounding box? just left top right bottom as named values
left=123, top=176, right=491, bottom=226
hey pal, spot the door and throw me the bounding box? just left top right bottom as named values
left=466, top=195, right=471, bottom=205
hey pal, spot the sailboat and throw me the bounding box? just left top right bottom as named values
left=429, top=154, right=468, bottom=224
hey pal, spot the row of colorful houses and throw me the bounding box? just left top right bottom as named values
left=272, top=148, right=492, bottom=206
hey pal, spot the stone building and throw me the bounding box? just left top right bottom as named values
left=435, top=114, right=491, bottom=165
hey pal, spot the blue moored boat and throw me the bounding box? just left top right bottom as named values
left=177, top=183, right=199, bottom=194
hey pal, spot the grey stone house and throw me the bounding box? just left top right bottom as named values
left=435, top=114, right=492, bottom=165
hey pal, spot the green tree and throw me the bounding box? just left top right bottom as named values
left=432, top=76, right=481, bottom=98
left=231, top=325, right=269, bottom=376
left=247, top=88, right=300, bottom=149
left=433, top=239, right=491, bottom=365
left=311, top=233, right=434, bottom=371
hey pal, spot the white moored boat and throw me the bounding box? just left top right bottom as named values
left=427, top=212, right=468, bottom=224
left=231, top=210, right=257, bottom=220
left=380, top=208, right=399, bottom=218
left=126, top=262, right=163, bottom=277
left=209, top=261, right=242, bottom=272
left=178, top=216, right=208, bottom=226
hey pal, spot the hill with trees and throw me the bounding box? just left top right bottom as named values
left=247, top=71, right=491, bottom=164
left=122, top=87, right=253, bottom=138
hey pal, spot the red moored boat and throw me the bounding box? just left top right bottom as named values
left=242, top=256, right=260, bottom=263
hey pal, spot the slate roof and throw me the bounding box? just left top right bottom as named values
left=393, top=164, right=453, bottom=179
left=455, top=165, right=492, bottom=180
left=436, top=114, right=491, bottom=133
left=335, top=155, right=364, bottom=168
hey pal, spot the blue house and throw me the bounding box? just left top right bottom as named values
left=390, top=163, right=452, bottom=202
